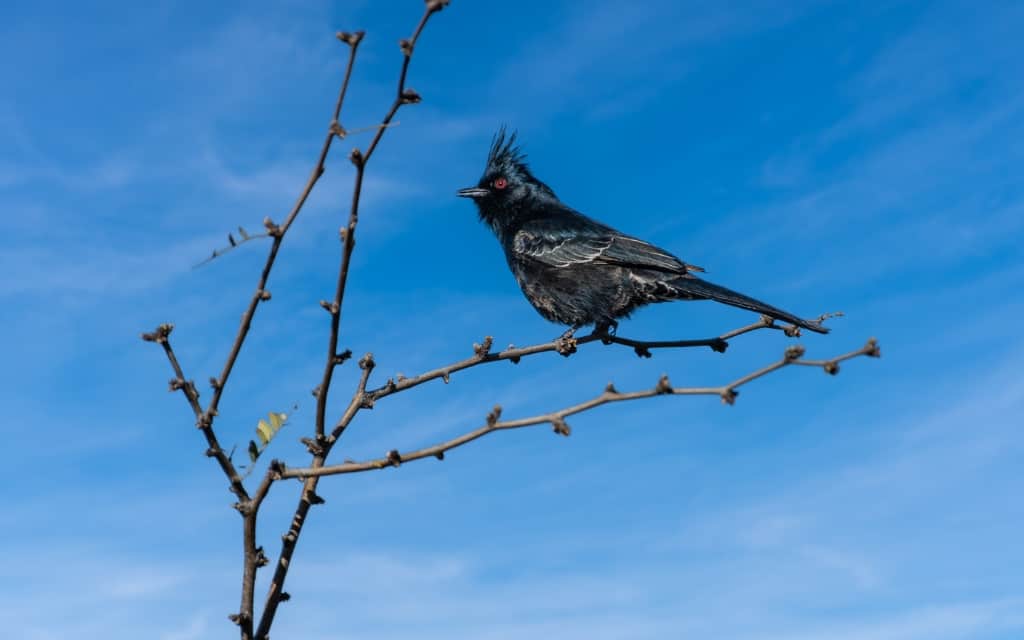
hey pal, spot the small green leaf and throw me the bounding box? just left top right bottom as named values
left=256, top=418, right=273, bottom=445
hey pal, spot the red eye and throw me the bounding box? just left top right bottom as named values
left=493, top=177, right=508, bottom=190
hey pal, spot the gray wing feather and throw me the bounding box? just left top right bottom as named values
left=513, top=220, right=702, bottom=273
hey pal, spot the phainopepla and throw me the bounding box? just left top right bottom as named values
left=457, top=129, right=828, bottom=339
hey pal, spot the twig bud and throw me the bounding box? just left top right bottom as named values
left=399, top=38, right=413, bottom=56
left=784, top=345, right=806, bottom=361
left=336, top=31, right=364, bottom=46
left=655, top=375, right=673, bottom=395
left=401, top=88, right=422, bottom=104
left=486, top=404, right=502, bottom=427
left=141, top=323, right=174, bottom=343
left=865, top=338, right=882, bottom=357
left=386, top=449, right=402, bottom=466
left=473, top=336, right=493, bottom=358
left=359, top=353, right=376, bottom=370
left=720, top=388, right=738, bottom=405
left=349, top=148, right=364, bottom=166
left=258, top=289, right=272, bottom=301
left=824, top=362, right=840, bottom=375
left=551, top=417, right=571, bottom=437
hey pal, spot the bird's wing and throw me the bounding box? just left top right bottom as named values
left=513, top=218, right=704, bottom=273
left=512, top=222, right=615, bottom=267
left=599, top=235, right=704, bottom=274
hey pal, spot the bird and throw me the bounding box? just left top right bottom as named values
left=457, top=128, right=829, bottom=341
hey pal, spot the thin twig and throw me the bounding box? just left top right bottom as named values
left=363, top=314, right=818, bottom=403
left=280, top=339, right=881, bottom=480
left=193, top=228, right=272, bottom=268
left=142, top=324, right=249, bottom=501
left=255, top=5, right=447, bottom=639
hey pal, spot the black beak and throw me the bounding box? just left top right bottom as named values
left=457, top=186, right=489, bottom=199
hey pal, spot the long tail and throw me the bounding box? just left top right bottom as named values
left=668, top=276, right=829, bottom=334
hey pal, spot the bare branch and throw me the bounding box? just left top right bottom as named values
left=281, top=339, right=880, bottom=480
left=312, top=4, right=443, bottom=441
left=142, top=323, right=249, bottom=501
left=255, top=5, right=448, bottom=638
left=364, top=314, right=828, bottom=403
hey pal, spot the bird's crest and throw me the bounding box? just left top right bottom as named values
left=487, top=126, right=527, bottom=175
left=483, top=126, right=557, bottom=200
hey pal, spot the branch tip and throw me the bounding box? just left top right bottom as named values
left=358, top=353, right=376, bottom=370
left=336, top=30, right=365, bottom=47
left=141, top=323, right=174, bottom=343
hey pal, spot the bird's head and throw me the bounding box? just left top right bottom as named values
left=457, top=128, right=556, bottom=229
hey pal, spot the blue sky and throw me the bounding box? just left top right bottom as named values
left=2, top=0, right=1022, bottom=638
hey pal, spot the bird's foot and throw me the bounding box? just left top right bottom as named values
left=592, top=320, right=619, bottom=344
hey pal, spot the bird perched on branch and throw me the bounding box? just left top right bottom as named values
left=457, top=128, right=829, bottom=340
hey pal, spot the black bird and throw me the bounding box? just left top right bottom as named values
left=457, top=129, right=828, bottom=339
